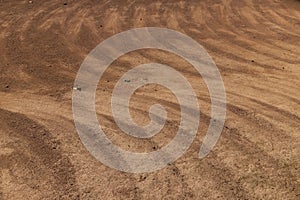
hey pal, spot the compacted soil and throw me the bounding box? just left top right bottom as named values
left=0, top=0, right=299, bottom=199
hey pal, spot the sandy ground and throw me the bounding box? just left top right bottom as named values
left=0, top=0, right=300, bottom=199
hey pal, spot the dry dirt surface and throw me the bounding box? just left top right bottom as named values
left=0, top=0, right=300, bottom=199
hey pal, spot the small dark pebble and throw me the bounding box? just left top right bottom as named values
left=63, top=2, right=67, bottom=5
left=251, top=60, right=255, bottom=62
left=5, top=85, right=9, bottom=88
left=140, top=175, right=147, bottom=180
